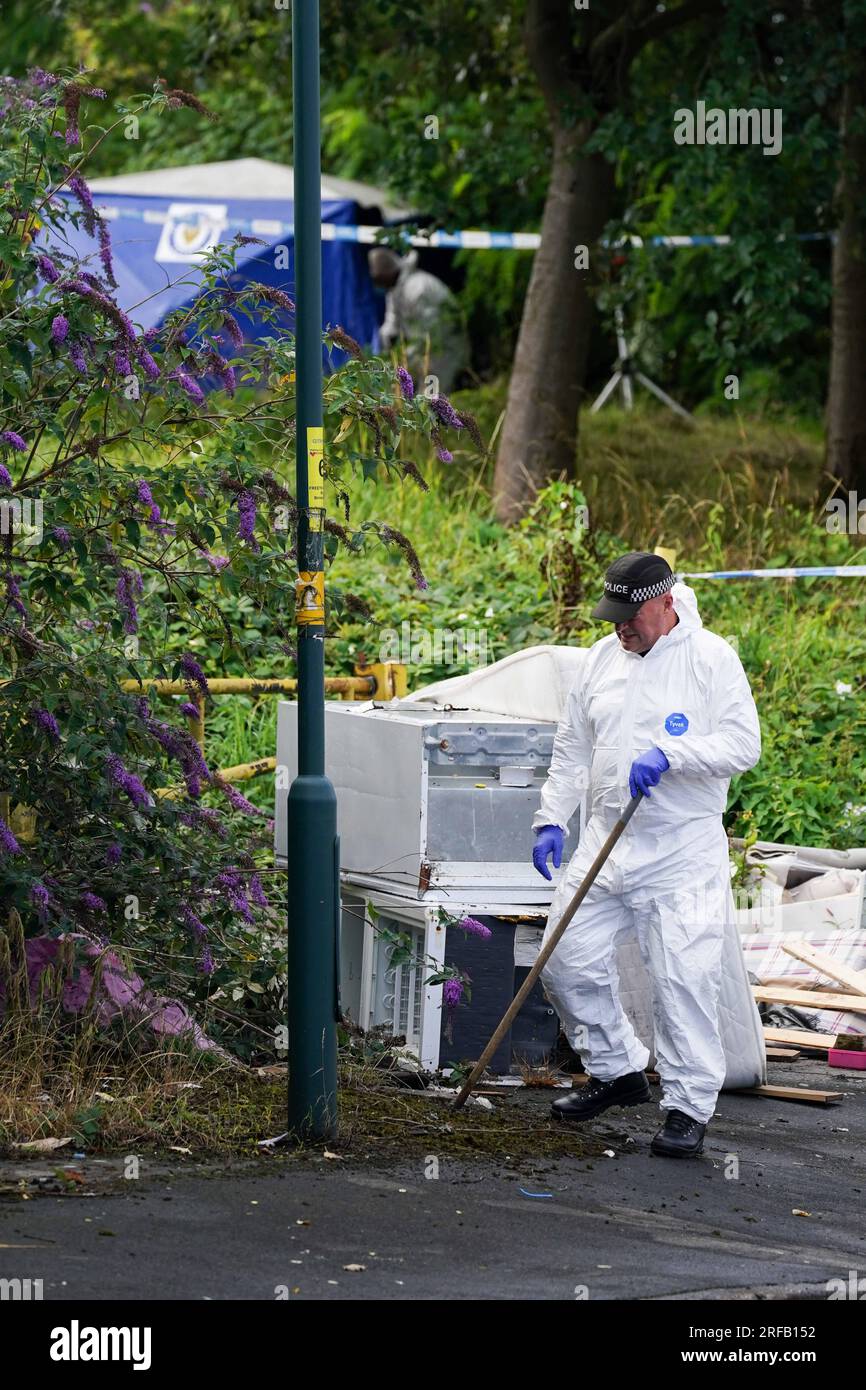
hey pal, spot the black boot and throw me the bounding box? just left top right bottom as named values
left=651, top=1108, right=707, bottom=1158
left=551, top=1070, right=651, bottom=1122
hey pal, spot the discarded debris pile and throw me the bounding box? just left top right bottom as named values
left=326, top=1030, right=608, bottom=1161
left=731, top=839, right=866, bottom=1103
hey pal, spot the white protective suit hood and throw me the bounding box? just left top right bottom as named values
left=670, top=579, right=701, bottom=629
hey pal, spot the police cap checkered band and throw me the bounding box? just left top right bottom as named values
left=591, top=551, right=675, bottom=621
left=613, top=573, right=674, bottom=603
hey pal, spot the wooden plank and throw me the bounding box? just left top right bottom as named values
left=753, top=985, right=866, bottom=1013
left=735, top=1084, right=843, bottom=1105
left=780, top=940, right=866, bottom=996
left=765, top=1046, right=800, bottom=1060
left=763, top=1025, right=837, bottom=1050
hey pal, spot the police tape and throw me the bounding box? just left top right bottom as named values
left=89, top=199, right=828, bottom=252
left=323, top=226, right=831, bottom=251
left=679, top=566, right=866, bottom=580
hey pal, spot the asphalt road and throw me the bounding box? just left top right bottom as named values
left=1, top=1057, right=864, bottom=1302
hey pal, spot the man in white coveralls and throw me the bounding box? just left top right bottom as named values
left=532, top=551, right=761, bottom=1157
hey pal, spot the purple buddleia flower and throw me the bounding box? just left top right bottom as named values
left=51, top=313, right=69, bottom=344
left=67, top=174, right=97, bottom=234
left=169, top=368, right=205, bottom=404
left=134, top=344, right=160, bottom=380
left=105, top=842, right=122, bottom=866
left=218, top=780, right=265, bottom=819
left=215, top=867, right=255, bottom=920
left=181, top=905, right=208, bottom=940
left=249, top=873, right=269, bottom=909
left=456, top=916, right=492, bottom=940
left=199, top=945, right=215, bottom=975
left=97, top=220, right=117, bottom=286
left=135, top=479, right=162, bottom=526
left=221, top=313, right=243, bottom=347
left=52, top=526, right=72, bottom=548
left=202, top=344, right=236, bottom=396
left=66, top=277, right=136, bottom=342
left=0, top=464, right=10, bottom=488
left=69, top=340, right=88, bottom=374
left=179, top=654, right=209, bottom=699
left=79, top=890, right=107, bottom=913
left=235, top=489, right=258, bottom=547
left=106, top=753, right=150, bottom=810
left=429, top=394, right=464, bottom=430
left=396, top=365, right=414, bottom=400
left=146, top=715, right=211, bottom=798
left=0, top=816, right=21, bottom=855
left=443, top=978, right=464, bottom=1009
left=114, top=348, right=132, bottom=376
left=4, top=571, right=26, bottom=617
left=36, top=253, right=60, bottom=283
left=115, top=568, right=143, bottom=634
left=179, top=806, right=226, bottom=837
left=0, top=430, right=26, bottom=451
left=436, top=448, right=453, bottom=463
left=178, top=701, right=199, bottom=720
left=30, top=68, right=58, bottom=89
left=30, top=706, right=60, bottom=741
left=30, top=881, right=51, bottom=922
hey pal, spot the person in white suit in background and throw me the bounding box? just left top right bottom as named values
left=368, top=247, right=469, bottom=394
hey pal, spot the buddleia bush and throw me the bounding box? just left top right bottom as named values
left=0, top=70, right=469, bottom=1052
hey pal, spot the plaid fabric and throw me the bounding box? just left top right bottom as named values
left=742, top=929, right=866, bottom=1035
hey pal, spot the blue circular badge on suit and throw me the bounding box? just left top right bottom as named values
left=664, top=712, right=689, bottom=736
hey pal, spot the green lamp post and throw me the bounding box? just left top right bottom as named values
left=286, top=0, right=339, bottom=1140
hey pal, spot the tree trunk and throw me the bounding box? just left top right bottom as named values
left=492, top=127, right=614, bottom=524
left=826, top=73, right=866, bottom=490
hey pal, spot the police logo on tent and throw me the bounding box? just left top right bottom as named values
left=155, top=203, right=227, bottom=264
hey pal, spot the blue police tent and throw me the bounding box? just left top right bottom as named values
left=52, top=158, right=409, bottom=371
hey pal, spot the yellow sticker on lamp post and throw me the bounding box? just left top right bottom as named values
left=296, top=570, right=324, bottom=625
left=307, top=426, right=325, bottom=510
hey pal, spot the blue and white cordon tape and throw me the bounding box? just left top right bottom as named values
left=680, top=565, right=866, bottom=580
left=90, top=200, right=829, bottom=252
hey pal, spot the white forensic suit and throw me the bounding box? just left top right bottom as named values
left=533, top=583, right=761, bottom=1123
left=379, top=251, right=469, bottom=394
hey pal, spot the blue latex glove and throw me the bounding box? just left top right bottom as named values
left=533, top=824, right=564, bottom=880
left=629, top=746, right=670, bottom=799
